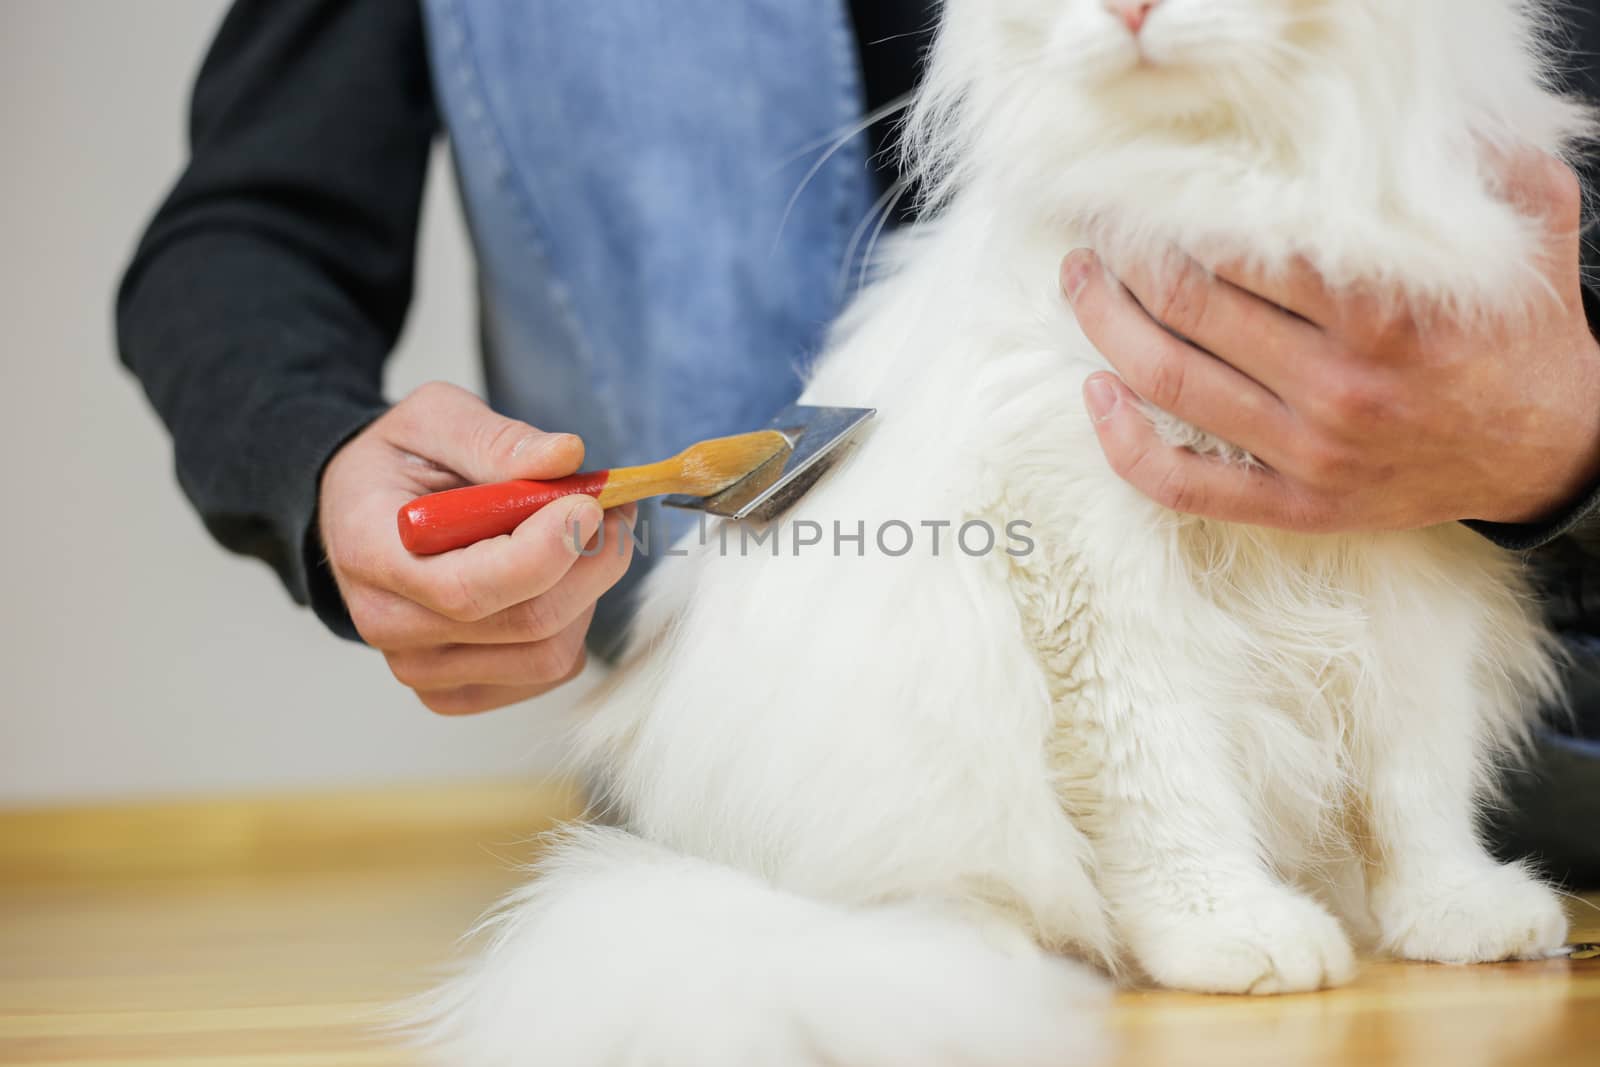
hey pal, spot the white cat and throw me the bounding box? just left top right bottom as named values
left=419, top=1, right=1591, bottom=1063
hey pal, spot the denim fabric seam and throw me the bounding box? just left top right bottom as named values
left=430, top=0, right=627, bottom=450
left=827, top=0, right=874, bottom=319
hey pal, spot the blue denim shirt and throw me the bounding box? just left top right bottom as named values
left=419, top=0, right=880, bottom=652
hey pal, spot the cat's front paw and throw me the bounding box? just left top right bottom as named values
left=1127, top=886, right=1357, bottom=995
left=1373, top=862, right=1568, bottom=964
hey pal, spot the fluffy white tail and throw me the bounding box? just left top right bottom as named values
left=411, top=826, right=1109, bottom=1066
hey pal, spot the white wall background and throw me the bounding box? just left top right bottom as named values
left=0, top=1, right=583, bottom=805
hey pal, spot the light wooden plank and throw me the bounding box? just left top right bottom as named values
left=0, top=780, right=584, bottom=882
left=1, top=783, right=1595, bottom=1065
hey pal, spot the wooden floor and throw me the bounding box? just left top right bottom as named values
left=1, top=782, right=1596, bottom=1067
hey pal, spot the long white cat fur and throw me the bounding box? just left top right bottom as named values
left=415, top=1, right=1592, bottom=1063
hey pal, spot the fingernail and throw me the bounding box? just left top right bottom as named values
left=566, top=496, right=603, bottom=526
left=548, top=433, right=585, bottom=459
left=1085, top=377, right=1120, bottom=424
left=563, top=497, right=603, bottom=551
left=1062, top=250, right=1094, bottom=303
left=514, top=432, right=578, bottom=462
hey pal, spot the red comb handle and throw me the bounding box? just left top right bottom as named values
left=397, top=472, right=612, bottom=556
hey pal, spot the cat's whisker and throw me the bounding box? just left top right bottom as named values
left=839, top=178, right=912, bottom=297
left=857, top=180, right=911, bottom=291
left=770, top=95, right=915, bottom=174
left=771, top=96, right=915, bottom=257
left=1559, top=891, right=1600, bottom=916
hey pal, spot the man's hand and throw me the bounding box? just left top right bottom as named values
left=1063, top=151, right=1600, bottom=533
left=319, top=381, right=635, bottom=715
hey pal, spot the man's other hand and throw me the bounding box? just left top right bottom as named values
left=1063, top=151, right=1600, bottom=533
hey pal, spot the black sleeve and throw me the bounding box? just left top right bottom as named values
left=116, top=0, right=437, bottom=640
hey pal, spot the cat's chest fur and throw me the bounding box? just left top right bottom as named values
left=936, top=228, right=1541, bottom=866
left=993, top=388, right=1371, bottom=850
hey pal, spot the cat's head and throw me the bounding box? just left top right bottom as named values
left=908, top=0, right=1585, bottom=211
left=974, top=0, right=1331, bottom=126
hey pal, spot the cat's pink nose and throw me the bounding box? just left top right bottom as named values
left=1106, top=0, right=1160, bottom=35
